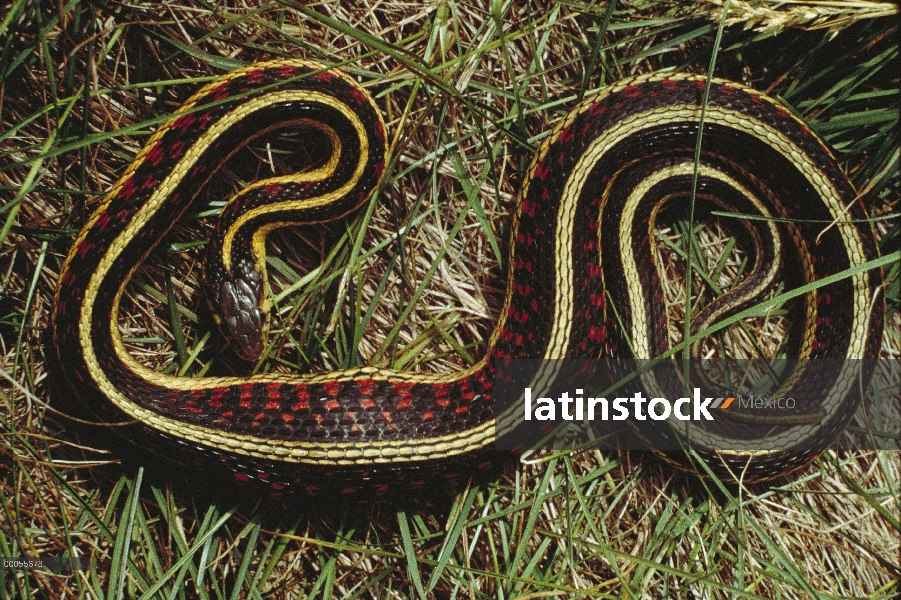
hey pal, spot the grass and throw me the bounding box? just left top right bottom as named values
left=1, top=0, right=899, bottom=598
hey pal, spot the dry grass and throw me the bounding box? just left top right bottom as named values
left=706, top=0, right=899, bottom=35
left=1, top=1, right=898, bottom=598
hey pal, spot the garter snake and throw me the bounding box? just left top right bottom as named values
left=51, top=60, right=883, bottom=493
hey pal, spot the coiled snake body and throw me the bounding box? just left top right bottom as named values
left=52, top=60, right=883, bottom=494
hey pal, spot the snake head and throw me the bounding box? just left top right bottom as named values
left=208, top=260, right=268, bottom=362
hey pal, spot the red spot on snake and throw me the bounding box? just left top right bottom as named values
left=559, top=125, right=574, bottom=143
left=281, top=413, right=294, bottom=423
left=293, top=400, right=309, bottom=411
left=210, top=82, right=229, bottom=101
left=119, top=179, right=137, bottom=201
left=662, top=79, right=680, bottom=92
left=325, top=400, right=340, bottom=411
left=168, top=140, right=185, bottom=159
left=534, top=162, right=550, bottom=180
left=623, top=84, right=641, bottom=98
left=234, top=472, right=249, bottom=482
left=397, top=399, right=411, bottom=410
left=194, top=111, right=214, bottom=129
left=146, top=144, right=165, bottom=166
left=589, top=325, right=606, bottom=341
left=96, top=213, right=111, bottom=230
left=76, top=243, right=95, bottom=259
left=521, top=199, right=536, bottom=217
left=264, top=400, right=280, bottom=410
left=350, top=88, right=368, bottom=105
left=173, top=113, right=196, bottom=132
left=360, top=399, right=375, bottom=410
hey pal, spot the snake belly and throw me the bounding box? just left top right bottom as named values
left=51, top=61, right=883, bottom=493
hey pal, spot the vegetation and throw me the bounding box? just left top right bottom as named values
left=1, top=1, right=898, bottom=597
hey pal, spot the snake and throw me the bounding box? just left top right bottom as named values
left=51, top=59, right=883, bottom=494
